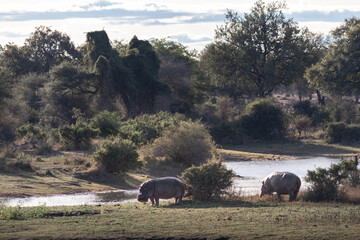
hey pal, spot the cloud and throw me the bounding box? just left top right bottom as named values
left=170, top=34, right=212, bottom=44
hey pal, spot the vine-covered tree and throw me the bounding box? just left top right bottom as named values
left=201, top=0, right=312, bottom=98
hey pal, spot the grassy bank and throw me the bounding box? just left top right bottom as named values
left=1, top=200, right=360, bottom=239
left=1, top=139, right=360, bottom=197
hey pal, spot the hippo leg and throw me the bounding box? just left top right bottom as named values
left=277, top=193, right=282, bottom=200
left=155, top=197, right=160, bottom=207
left=289, top=192, right=295, bottom=202
left=150, top=196, right=155, bottom=206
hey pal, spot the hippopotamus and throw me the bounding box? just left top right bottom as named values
left=137, top=177, right=185, bottom=206
left=260, top=172, right=301, bottom=201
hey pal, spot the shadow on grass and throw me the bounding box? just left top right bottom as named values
left=163, top=199, right=280, bottom=209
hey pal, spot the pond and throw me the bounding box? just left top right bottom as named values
left=0, top=157, right=340, bottom=207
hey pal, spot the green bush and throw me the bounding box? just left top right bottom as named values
left=326, top=98, right=360, bottom=124
left=15, top=124, right=46, bottom=146
left=304, top=158, right=359, bottom=202
left=210, top=121, right=245, bottom=145
left=326, top=122, right=360, bottom=143
left=181, top=162, right=234, bottom=201
left=90, top=110, right=122, bottom=137
left=292, top=114, right=312, bottom=138
left=241, top=99, right=287, bottom=140
left=146, top=121, right=216, bottom=166
left=58, top=121, right=99, bottom=150
left=293, top=100, right=329, bottom=126
left=118, top=111, right=182, bottom=146
left=93, top=138, right=141, bottom=174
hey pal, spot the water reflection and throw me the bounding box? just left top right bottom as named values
left=0, top=190, right=138, bottom=207
left=224, top=157, right=340, bottom=196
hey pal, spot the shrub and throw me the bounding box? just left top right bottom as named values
left=58, top=121, right=99, bottom=150
left=146, top=121, right=216, bottom=166
left=118, top=111, right=182, bottom=146
left=292, top=114, right=312, bottom=138
left=303, top=158, right=359, bottom=202
left=181, top=162, right=234, bottom=201
left=241, top=99, right=287, bottom=140
left=326, top=98, right=360, bottom=124
left=293, top=100, right=329, bottom=126
left=93, top=138, right=141, bottom=174
left=15, top=124, right=46, bottom=146
left=90, top=110, right=122, bottom=137
left=210, top=121, right=245, bottom=145
left=326, top=122, right=360, bottom=143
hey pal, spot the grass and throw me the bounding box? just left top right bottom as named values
left=220, top=139, right=360, bottom=161
left=1, top=200, right=360, bottom=239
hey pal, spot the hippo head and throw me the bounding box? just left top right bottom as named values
left=137, top=181, right=151, bottom=203
left=260, top=181, right=267, bottom=197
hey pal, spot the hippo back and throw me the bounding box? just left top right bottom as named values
left=264, top=172, right=301, bottom=194
left=152, top=177, right=185, bottom=199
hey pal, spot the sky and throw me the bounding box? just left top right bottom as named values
left=1, top=0, right=360, bottom=52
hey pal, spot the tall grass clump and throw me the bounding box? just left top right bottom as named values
left=181, top=162, right=234, bottom=201
left=145, top=121, right=216, bottom=166
left=93, top=138, right=141, bottom=174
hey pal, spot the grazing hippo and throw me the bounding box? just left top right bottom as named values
left=137, top=177, right=185, bottom=206
left=260, top=172, right=301, bottom=201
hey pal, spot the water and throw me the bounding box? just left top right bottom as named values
left=0, top=157, right=340, bottom=206
left=224, top=157, right=340, bottom=196
left=0, top=190, right=138, bottom=207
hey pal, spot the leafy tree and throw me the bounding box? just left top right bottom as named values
left=151, top=38, right=206, bottom=113
left=41, top=62, right=97, bottom=126
left=306, top=18, right=360, bottom=98
left=201, top=0, right=313, bottom=98
left=0, top=44, right=34, bottom=76
left=25, top=26, right=79, bottom=73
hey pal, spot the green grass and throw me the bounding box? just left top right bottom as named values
left=1, top=200, right=360, bottom=239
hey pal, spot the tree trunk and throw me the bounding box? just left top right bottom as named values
left=316, top=90, right=325, bottom=106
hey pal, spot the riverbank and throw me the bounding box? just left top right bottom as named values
left=1, top=139, right=359, bottom=198
left=1, top=200, right=360, bottom=239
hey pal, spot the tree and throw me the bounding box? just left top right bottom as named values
left=306, top=18, right=360, bottom=99
left=151, top=38, right=206, bottom=113
left=25, top=26, right=79, bottom=73
left=201, top=0, right=311, bottom=98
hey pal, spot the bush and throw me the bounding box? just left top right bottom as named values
left=292, top=114, right=312, bottom=138
left=15, top=124, right=46, bottom=147
left=241, top=99, right=287, bottom=140
left=58, top=121, right=99, bottom=150
left=93, top=138, right=141, bottom=174
left=90, top=110, right=122, bottom=137
left=303, top=158, right=359, bottom=202
left=293, top=100, right=329, bottom=126
left=210, top=121, right=245, bottom=145
left=181, top=162, right=234, bottom=201
left=118, top=111, right=182, bottom=146
left=326, top=122, right=360, bottom=143
left=146, top=121, right=216, bottom=166
left=326, top=98, right=360, bottom=124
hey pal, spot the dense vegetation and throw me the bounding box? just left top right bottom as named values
left=1, top=0, right=360, bottom=209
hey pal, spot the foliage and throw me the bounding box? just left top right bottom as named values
left=292, top=114, right=312, bottom=138
left=304, top=157, right=360, bottom=201
left=41, top=62, right=96, bottom=126
left=151, top=38, right=206, bottom=113
left=93, top=138, right=140, bottom=174
left=118, top=111, right=182, bottom=146
left=201, top=0, right=315, bottom=98
left=146, top=121, right=216, bottom=166
left=293, top=100, right=329, bottom=126
left=181, top=162, right=234, bottom=201
left=325, top=122, right=360, bottom=143
left=58, top=121, right=99, bottom=150
left=326, top=98, right=360, bottom=124
left=15, top=124, right=46, bottom=146
left=90, top=110, right=122, bottom=137
left=306, top=17, right=360, bottom=96
left=241, top=99, right=287, bottom=140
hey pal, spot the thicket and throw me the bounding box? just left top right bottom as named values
left=181, top=162, right=234, bottom=201
left=145, top=121, right=216, bottom=166
left=326, top=122, right=360, bottom=143
left=93, top=138, right=141, bottom=174
left=304, top=156, right=360, bottom=202
left=58, top=121, right=99, bottom=150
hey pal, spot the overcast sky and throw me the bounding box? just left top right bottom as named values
left=1, top=0, right=360, bottom=51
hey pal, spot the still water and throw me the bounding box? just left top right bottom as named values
left=0, top=157, right=340, bottom=207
